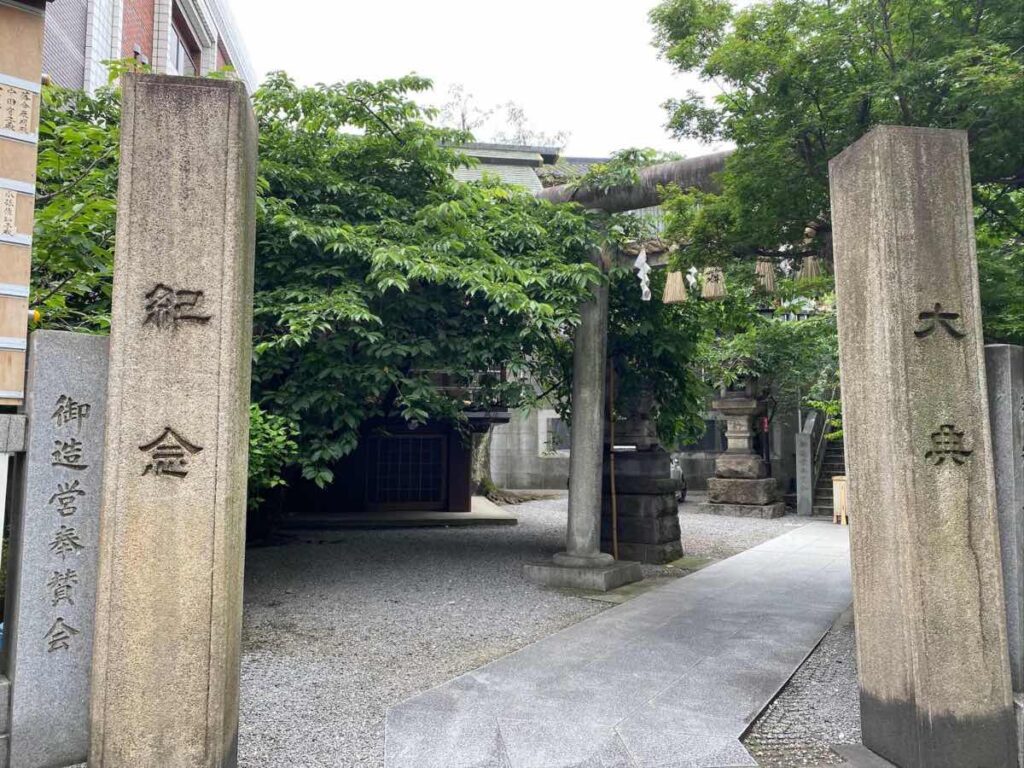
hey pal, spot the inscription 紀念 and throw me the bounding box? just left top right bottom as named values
left=0, top=189, right=16, bottom=236
left=0, top=84, right=33, bottom=135
left=914, top=302, right=966, bottom=339
left=52, top=395, right=91, bottom=430
left=925, top=424, right=974, bottom=466
left=47, top=568, right=79, bottom=607
left=44, top=617, right=80, bottom=653
left=49, top=480, right=85, bottom=517
left=52, top=438, right=88, bottom=470
left=48, top=524, right=85, bottom=559
left=139, top=427, right=203, bottom=478
left=144, top=283, right=213, bottom=329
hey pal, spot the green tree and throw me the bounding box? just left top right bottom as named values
left=650, top=0, right=1024, bottom=342
left=32, top=71, right=601, bottom=495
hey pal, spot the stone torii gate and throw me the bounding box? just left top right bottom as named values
left=524, top=151, right=731, bottom=591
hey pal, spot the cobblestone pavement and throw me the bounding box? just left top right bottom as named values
left=744, top=611, right=861, bottom=767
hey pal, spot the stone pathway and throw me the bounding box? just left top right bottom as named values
left=384, top=522, right=851, bottom=768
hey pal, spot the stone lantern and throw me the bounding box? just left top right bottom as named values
left=698, top=392, right=785, bottom=518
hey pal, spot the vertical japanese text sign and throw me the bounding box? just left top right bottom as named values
left=89, top=75, right=256, bottom=768
left=830, top=126, right=1017, bottom=767
left=0, top=1, right=50, bottom=405
left=5, top=331, right=108, bottom=768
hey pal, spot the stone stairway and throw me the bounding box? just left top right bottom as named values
left=812, top=441, right=846, bottom=516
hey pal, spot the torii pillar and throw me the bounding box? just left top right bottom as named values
left=524, top=153, right=729, bottom=591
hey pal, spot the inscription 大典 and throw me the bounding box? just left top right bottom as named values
left=925, top=424, right=974, bottom=466
left=914, top=303, right=966, bottom=339
left=140, top=427, right=203, bottom=478
left=143, top=284, right=212, bottom=329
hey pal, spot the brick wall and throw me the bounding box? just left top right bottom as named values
left=41, top=0, right=89, bottom=88
left=121, top=0, right=156, bottom=63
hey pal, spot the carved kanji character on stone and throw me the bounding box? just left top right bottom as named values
left=47, top=568, right=79, bottom=607
left=143, top=283, right=212, bottom=329
left=925, top=424, right=974, bottom=466
left=139, top=427, right=203, bottom=478
left=49, top=524, right=85, bottom=559
left=51, top=438, right=88, bottom=470
left=52, top=394, right=91, bottom=429
left=49, top=480, right=85, bottom=517
left=44, top=617, right=80, bottom=652
left=914, top=303, right=966, bottom=339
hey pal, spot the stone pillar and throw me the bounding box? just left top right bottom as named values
left=986, top=344, right=1024, bottom=693
left=830, top=126, right=1016, bottom=767
left=563, top=265, right=610, bottom=564
left=524, top=246, right=641, bottom=591
left=4, top=332, right=107, bottom=768
left=88, top=75, right=256, bottom=768
left=698, top=395, right=784, bottom=518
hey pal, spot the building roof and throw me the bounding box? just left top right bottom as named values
left=453, top=143, right=563, bottom=193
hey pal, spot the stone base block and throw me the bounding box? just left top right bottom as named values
left=602, top=492, right=677, bottom=519
left=601, top=513, right=680, bottom=545
left=698, top=501, right=786, bottom=519
left=602, top=539, right=682, bottom=564
left=603, top=447, right=670, bottom=478
left=707, top=477, right=780, bottom=505
left=829, top=744, right=897, bottom=767
left=603, top=476, right=682, bottom=495
left=524, top=560, right=643, bottom=592
left=714, top=453, right=767, bottom=479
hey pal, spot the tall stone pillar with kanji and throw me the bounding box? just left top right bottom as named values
left=830, top=125, right=1016, bottom=767
left=89, top=75, right=256, bottom=767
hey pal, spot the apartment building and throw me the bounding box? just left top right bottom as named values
left=42, top=0, right=256, bottom=93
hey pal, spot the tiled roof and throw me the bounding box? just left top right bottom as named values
left=454, top=165, right=543, bottom=193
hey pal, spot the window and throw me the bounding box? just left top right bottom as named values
left=168, top=5, right=200, bottom=77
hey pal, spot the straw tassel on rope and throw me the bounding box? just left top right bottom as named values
left=701, top=266, right=727, bottom=299
left=755, top=257, right=776, bottom=293
left=662, top=270, right=688, bottom=304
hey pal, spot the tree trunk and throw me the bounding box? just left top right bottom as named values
left=535, top=151, right=732, bottom=212
left=471, top=427, right=496, bottom=497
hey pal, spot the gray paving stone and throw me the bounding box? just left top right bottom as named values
left=384, top=707, right=507, bottom=768
left=498, top=720, right=625, bottom=768
left=385, top=524, right=851, bottom=768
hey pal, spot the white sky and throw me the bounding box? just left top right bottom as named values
left=226, top=0, right=731, bottom=159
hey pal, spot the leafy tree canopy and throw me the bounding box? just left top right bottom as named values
left=252, top=73, right=599, bottom=486
left=650, top=0, right=1024, bottom=342
left=32, top=70, right=602, bottom=492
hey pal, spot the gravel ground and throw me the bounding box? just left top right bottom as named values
left=679, top=491, right=808, bottom=560
left=238, top=494, right=851, bottom=768
left=239, top=497, right=610, bottom=768
left=744, top=611, right=861, bottom=766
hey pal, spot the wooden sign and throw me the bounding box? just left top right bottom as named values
left=0, top=1, right=47, bottom=406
